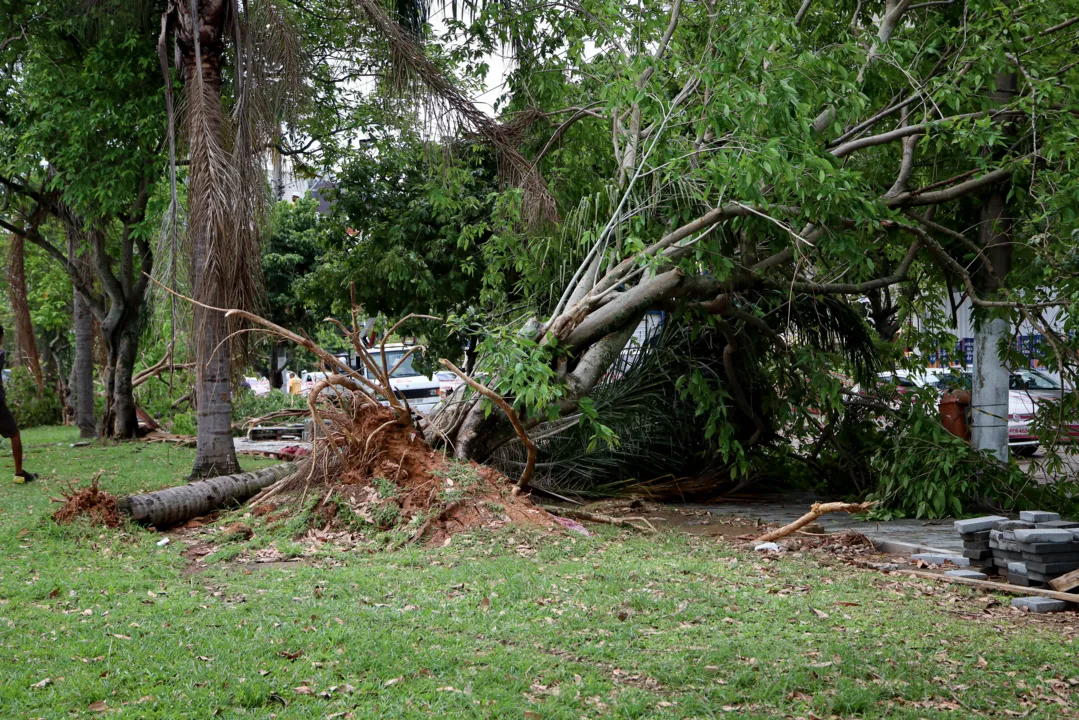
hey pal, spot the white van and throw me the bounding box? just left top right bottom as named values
left=355, top=343, right=441, bottom=414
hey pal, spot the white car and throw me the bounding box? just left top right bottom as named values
left=357, top=343, right=441, bottom=414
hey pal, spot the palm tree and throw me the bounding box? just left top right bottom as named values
left=163, top=0, right=300, bottom=477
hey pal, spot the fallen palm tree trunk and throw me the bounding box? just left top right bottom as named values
left=754, top=501, right=875, bottom=543
left=116, top=463, right=295, bottom=528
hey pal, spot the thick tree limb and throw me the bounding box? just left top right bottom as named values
left=439, top=359, right=536, bottom=491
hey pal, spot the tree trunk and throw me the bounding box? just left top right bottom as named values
left=6, top=233, right=45, bottom=390
left=970, top=189, right=1013, bottom=460
left=970, top=71, right=1017, bottom=461
left=179, top=0, right=241, bottom=478
left=69, top=232, right=97, bottom=438
left=118, top=462, right=295, bottom=527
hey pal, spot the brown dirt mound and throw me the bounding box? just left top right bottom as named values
left=276, top=405, right=557, bottom=546
left=53, top=479, right=122, bottom=528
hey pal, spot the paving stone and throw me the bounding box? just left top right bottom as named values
left=945, top=569, right=988, bottom=580
left=911, top=553, right=969, bottom=566
left=960, top=530, right=992, bottom=542
left=1013, top=529, right=1076, bottom=544
left=989, top=539, right=1019, bottom=552
left=995, top=549, right=1024, bottom=561
left=1026, top=570, right=1057, bottom=583
left=1015, top=541, right=1079, bottom=554
left=962, top=539, right=991, bottom=550
left=1019, top=511, right=1061, bottom=523
left=1008, top=561, right=1027, bottom=575
left=994, top=519, right=1035, bottom=531
left=954, top=516, right=1007, bottom=534
left=1022, top=551, right=1079, bottom=564
left=1011, top=596, right=1070, bottom=613
left=1024, top=559, right=1079, bottom=574
left=1008, top=574, right=1045, bottom=588
left=1035, top=520, right=1079, bottom=530
left=962, top=548, right=993, bottom=560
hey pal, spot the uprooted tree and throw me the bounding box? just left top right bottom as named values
left=287, top=0, right=1074, bottom=490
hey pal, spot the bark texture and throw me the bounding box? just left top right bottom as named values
left=6, top=233, right=44, bottom=389
left=119, top=463, right=295, bottom=527
left=178, top=0, right=242, bottom=478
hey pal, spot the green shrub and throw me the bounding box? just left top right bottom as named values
left=3, top=367, right=63, bottom=428
left=867, top=403, right=1078, bottom=519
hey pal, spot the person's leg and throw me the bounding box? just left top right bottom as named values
left=11, top=430, right=22, bottom=476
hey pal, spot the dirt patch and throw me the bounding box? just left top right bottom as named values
left=266, top=405, right=558, bottom=547
left=52, top=478, right=122, bottom=528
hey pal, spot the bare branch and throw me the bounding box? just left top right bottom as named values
left=439, top=359, right=537, bottom=491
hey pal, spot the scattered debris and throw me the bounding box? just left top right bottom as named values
left=754, top=542, right=780, bottom=553
left=540, top=505, right=656, bottom=533
left=753, top=501, right=874, bottom=543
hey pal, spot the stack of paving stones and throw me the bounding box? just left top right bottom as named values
left=950, top=512, right=1079, bottom=614
left=1004, top=512, right=1079, bottom=587
left=953, top=515, right=1006, bottom=577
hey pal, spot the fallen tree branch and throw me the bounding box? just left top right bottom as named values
left=754, top=501, right=875, bottom=543
left=439, top=358, right=537, bottom=491
left=867, top=566, right=1079, bottom=604
left=541, top=505, right=657, bottom=533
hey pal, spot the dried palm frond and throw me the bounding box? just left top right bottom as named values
left=355, top=0, right=557, bottom=226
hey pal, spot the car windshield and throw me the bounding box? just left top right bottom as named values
left=1011, top=369, right=1060, bottom=390
left=368, top=350, right=421, bottom=378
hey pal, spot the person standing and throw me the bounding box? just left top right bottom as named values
left=0, top=323, right=37, bottom=483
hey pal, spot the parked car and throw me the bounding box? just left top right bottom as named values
left=301, top=371, right=328, bottom=388
left=356, top=343, right=441, bottom=413
left=436, top=370, right=460, bottom=400
left=932, top=371, right=1040, bottom=455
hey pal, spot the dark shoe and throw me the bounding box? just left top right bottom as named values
left=13, top=471, right=37, bottom=484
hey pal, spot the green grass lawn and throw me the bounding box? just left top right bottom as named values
left=1, top=427, right=1076, bottom=719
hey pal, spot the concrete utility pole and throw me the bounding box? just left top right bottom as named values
left=970, top=71, right=1017, bottom=460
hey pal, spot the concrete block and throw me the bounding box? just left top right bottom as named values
left=994, top=519, right=1035, bottom=531
left=946, top=569, right=988, bottom=580
left=1012, top=596, right=1069, bottom=613
left=1024, top=559, right=1079, bottom=574
left=1036, top=520, right=1079, bottom=530
left=1008, top=561, right=1027, bottom=575
left=1022, top=551, right=1079, bottom=564
left=911, top=553, right=969, bottom=566
left=1008, top=574, right=1045, bottom=588
left=990, top=539, right=1019, bottom=552
left=1015, top=541, right=1079, bottom=554
left=954, top=516, right=1007, bottom=534
left=1019, top=511, right=1061, bottom=523
left=1013, top=529, right=1075, bottom=544
left=960, top=530, right=992, bottom=542
left=962, top=548, right=993, bottom=560
left=962, top=539, right=991, bottom=551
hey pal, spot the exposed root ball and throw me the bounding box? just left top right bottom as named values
left=53, top=478, right=122, bottom=528
left=275, top=405, right=556, bottom=546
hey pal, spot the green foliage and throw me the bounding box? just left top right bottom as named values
left=3, top=367, right=62, bottom=429
left=867, top=401, right=1077, bottom=519
left=263, top=197, right=326, bottom=338
left=300, top=139, right=503, bottom=364
left=230, top=388, right=309, bottom=424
